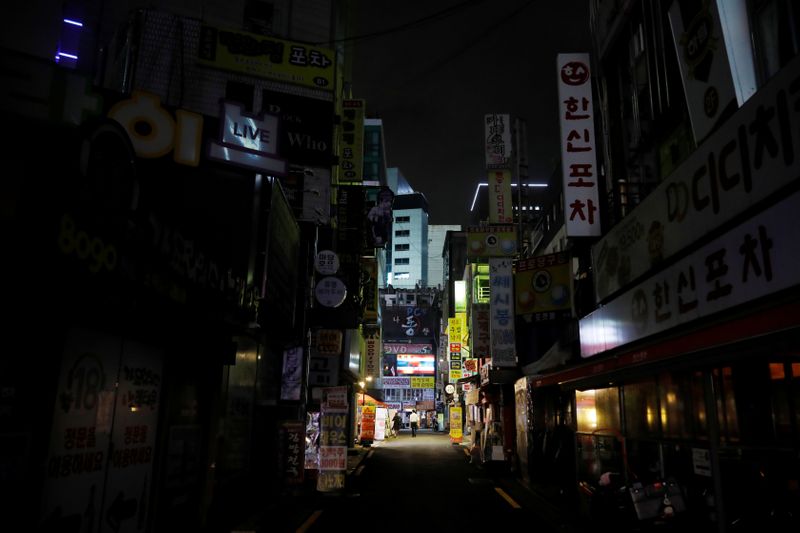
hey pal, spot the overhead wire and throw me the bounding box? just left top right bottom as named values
left=314, top=0, right=488, bottom=46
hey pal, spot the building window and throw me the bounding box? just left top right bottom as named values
left=395, top=216, right=410, bottom=223
left=395, top=244, right=410, bottom=251
left=395, top=258, right=410, bottom=265
left=395, top=230, right=410, bottom=237
left=394, top=272, right=410, bottom=280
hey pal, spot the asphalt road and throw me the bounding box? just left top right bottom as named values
left=294, top=431, right=572, bottom=532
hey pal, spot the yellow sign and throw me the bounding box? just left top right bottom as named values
left=336, top=99, right=365, bottom=184
left=448, top=317, right=462, bottom=340
left=456, top=312, right=468, bottom=343
left=198, top=26, right=335, bottom=91
left=449, top=407, right=463, bottom=443
left=467, top=225, right=517, bottom=257
left=410, top=377, right=435, bottom=389
left=515, top=252, right=573, bottom=318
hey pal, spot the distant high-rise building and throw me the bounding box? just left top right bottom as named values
left=388, top=193, right=428, bottom=289
left=427, top=225, right=462, bottom=289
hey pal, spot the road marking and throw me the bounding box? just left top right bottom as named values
left=296, top=510, right=322, bottom=532
left=355, top=465, right=365, bottom=476
left=494, top=487, right=521, bottom=509
left=367, top=449, right=375, bottom=459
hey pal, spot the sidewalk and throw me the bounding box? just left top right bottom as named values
left=457, top=442, right=582, bottom=533
left=228, top=441, right=379, bottom=532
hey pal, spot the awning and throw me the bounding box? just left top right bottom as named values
left=530, top=301, right=800, bottom=389
left=358, top=393, right=388, bottom=407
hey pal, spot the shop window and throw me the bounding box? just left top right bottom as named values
left=690, top=371, right=709, bottom=440
left=659, top=372, right=691, bottom=440
left=714, top=367, right=741, bottom=443
left=751, top=0, right=800, bottom=84
left=624, top=378, right=659, bottom=439
left=769, top=359, right=800, bottom=442
left=576, top=387, right=620, bottom=434
left=576, top=432, right=624, bottom=485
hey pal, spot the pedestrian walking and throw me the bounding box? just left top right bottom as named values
left=392, top=411, right=402, bottom=438
left=409, top=409, right=419, bottom=437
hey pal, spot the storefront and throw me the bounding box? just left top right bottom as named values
left=530, top=293, right=800, bottom=530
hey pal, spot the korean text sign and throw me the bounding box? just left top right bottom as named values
left=557, top=53, right=601, bottom=237
left=489, top=258, right=516, bottom=367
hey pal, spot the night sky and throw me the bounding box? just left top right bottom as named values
left=352, top=0, right=592, bottom=227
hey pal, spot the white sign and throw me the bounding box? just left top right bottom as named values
left=591, top=52, right=800, bottom=303
left=692, top=448, right=712, bottom=477
left=207, top=100, right=287, bottom=175
left=315, top=276, right=347, bottom=307
left=484, top=113, right=512, bottom=169
left=382, top=376, right=411, bottom=389
left=581, top=188, right=800, bottom=358
left=668, top=0, right=736, bottom=143
left=489, top=258, right=516, bottom=366
left=315, top=250, right=340, bottom=275
left=556, top=53, right=601, bottom=237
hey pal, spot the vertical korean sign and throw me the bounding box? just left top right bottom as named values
left=317, top=387, right=348, bottom=492
left=280, top=421, right=305, bottom=486
left=557, top=53, right=601, bottom=237
left=448, top=317, right=463, bottom=382
left=488, top=170, right=514, bottom=224
left=449, top=406, right=463, bottom=444
left=337, top=99, right=365, bottom=184
left=489, top=258, right=516, bottom=367
left=484, top=113, right=512, bottom=169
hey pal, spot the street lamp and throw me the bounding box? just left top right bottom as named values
left=359, top=376, right=373, bottom=405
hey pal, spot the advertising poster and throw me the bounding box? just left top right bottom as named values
left=41, top=330, right=163, bottom=533
left=41, top=329, right=120, bottom=533
left=103, top=340, right=162, bottom=533
left=449, top=407, right=463, bottom=443
left=360, top=405, right=376, bottom=442
left=317, top=393, right=347, bottom=492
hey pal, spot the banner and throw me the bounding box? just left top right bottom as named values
left=360, top=405, right=376, bottom=442
left=449, top=407, right=463, bottom=443
left=280, top=346, right=303, bottom=401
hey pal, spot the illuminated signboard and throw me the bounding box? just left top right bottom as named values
left=396, top=354, right=435, bottom=376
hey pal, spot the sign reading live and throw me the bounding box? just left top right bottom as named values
left=207, top=100, right=287, bottom=176
left=556, top=53, right=601, bottom=237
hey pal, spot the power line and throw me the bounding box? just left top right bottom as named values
left=314, top=0, right=487, bottom=46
